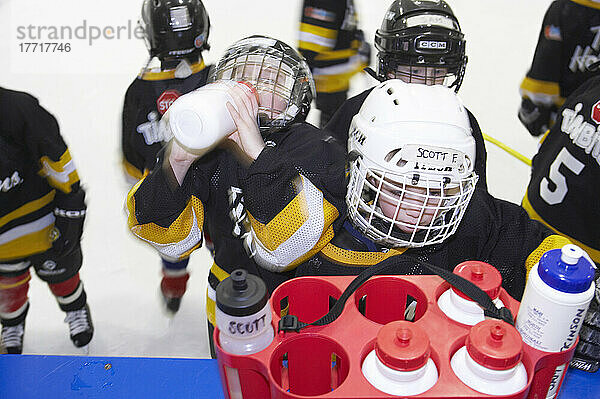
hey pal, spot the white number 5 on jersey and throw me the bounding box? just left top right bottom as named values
left=540, top=147, right=585, bottom=205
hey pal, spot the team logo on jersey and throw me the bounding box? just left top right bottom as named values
left=544, top=25, right=562, bottom=41
left=0, top=171, right=23, bottom=192
left=591, top=100, right=600, bottom=124
left=157, top=90, right=181, bottom=115
left=304, top=7, right=336, bottom=22
left=569, top=26, right=600, bottom=73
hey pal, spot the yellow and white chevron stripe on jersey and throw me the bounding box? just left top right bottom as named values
left=127, top=181, right=205, bottom=261
left=0, top=191, right=55, bottom=230
left=522, top=192, right=599, bottom=263
left=248, top=175, right=339, bottom=272
left=299, top=23, right=337, bottom=52
left=38, top=149, right=79, bottom=194
left=312, top=54, right=367, bottom=93
left=0, top=213, right=54, bottom=260
left=520, top=77, right=565, bottom=107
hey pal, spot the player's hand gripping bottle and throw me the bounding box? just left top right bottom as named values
left=163, top=81, right=258, bottom=152
left=515, top=244, right=596, bottom=398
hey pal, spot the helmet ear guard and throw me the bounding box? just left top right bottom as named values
left=346, top=79, right=477, bottom=248
left=210, top=35, right=315, bottom=136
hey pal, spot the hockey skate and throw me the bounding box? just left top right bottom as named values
left=1, top=321, right=25, bottom=354
left=160, top=271, right=190, bottom=315
left=162, top=293, right=183, bottom=314
left=64, top=304, right=94, bottom=348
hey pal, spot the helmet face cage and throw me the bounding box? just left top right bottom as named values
left=210, top=36, right=315, bottom=135
left=347, top=153, right=477, bottom=248
left=375, top=10, right=467, bottom=91
left=141, top=0, right=210, bottom=61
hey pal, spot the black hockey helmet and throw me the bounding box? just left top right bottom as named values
left=141, top=0, right=210, bottom=62
left=210, top=35, right=315, bottom=136
left=375, top=0, right=467, bottom=91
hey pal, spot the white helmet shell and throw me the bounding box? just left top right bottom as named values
left=347, top=79, right=478, bottom=248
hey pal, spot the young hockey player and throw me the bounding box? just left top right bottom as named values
left=121, top=0, right=212, bottom=313
left=518, top=0, right=600, bottom=137
left=126, top=35, right=346, bottom=354
left=288, top=80, right=570, bottom=303
left=323, top=0, right=488, bottom=190
left=298, top=0, right=370, bottom=127
left=522, top=74, right=600, bottom=371
left=0, top=87, right=93, bottom=354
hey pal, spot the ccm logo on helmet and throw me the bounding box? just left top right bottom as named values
left=417, top=40, right=447, bottom=50
left=157, top=90, right=181, bottom=115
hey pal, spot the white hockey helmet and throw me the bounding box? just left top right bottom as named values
left=346, top=79, right=478, bottom=248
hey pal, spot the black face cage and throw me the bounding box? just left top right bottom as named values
left=142, top=0, right=210, bottom=61
left=375, top=26, right=467, bottom=92
left=210, top=37, right=315, bottom=135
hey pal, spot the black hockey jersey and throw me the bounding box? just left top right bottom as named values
left=0, top=87, right=81, bottom=260
left=324, top=88, right=489, bottom=190
left=520, top=0, right=600, bottom=107
left=294, top=189, right=568, bottom=301
left=298, top=0, right=368, bottom=94
left=127, top=122, right=347, bottom=326
left=121, top=61, right=211, bottom=180
left=523, top=75, right=600, bottom=264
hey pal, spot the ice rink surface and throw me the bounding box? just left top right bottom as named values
left=0, top=0, right=554, bottom=358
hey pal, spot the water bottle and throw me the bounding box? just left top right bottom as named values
left=438, top=261, right=506, bottom=325
left=163, top=80, right=258, bottom=151
left=216, top=269, right=274, bottom=399
left=515, top=244, right=595, bottom=398
left=362, top=321, right=438, bottom=396
left=451, top=319, right=528, bottom=395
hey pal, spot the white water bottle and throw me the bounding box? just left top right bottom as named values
left=515, top=244, right=595, bottom=398
left=362, top=321, right=438, bottom=396
left=163, top=81, right=258, bottom=151
left=438, top=261, right=506, bottom=325
left=216, top=269, right=274, bottom=399
left=451, top=319, right=528, bottom=395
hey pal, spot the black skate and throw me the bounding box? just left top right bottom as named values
left=162, top=293, right=182, bottom=314
left=1, top=321, right=25, bottom=354
left=64, top=304, right=94, bottom=347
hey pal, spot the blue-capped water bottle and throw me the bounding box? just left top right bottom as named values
left=515, top=244, right=596, bottom=398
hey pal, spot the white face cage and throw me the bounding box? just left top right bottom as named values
left=347, top=154, right=478, bottom=248
left=211, top=37, right=314, bottom=133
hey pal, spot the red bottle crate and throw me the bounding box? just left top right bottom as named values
left=215, top=275, right=577, bottom=398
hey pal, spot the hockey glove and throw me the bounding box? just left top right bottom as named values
left=518, top=97, right=556, bottom=137
left=51, top=187, right=86, bottom=257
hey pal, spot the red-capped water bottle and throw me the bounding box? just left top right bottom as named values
left=515, top=244, right=596, bottom=398
left=438, top=261, right=506, bottom=325
left=451, top=319, right=528, bottom=395
left=362, top=321, right=438, bottom=396
left=216, top=269, right=274, bottom=399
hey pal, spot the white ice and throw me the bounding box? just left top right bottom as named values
left=0, top=0, right=554, bottom=358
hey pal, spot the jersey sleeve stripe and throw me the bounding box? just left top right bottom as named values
left=38, top=149, right=80, bottom=193
left=520, top=77, right=564, bottom=106
left=248, top=175, right=339, bottom=272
